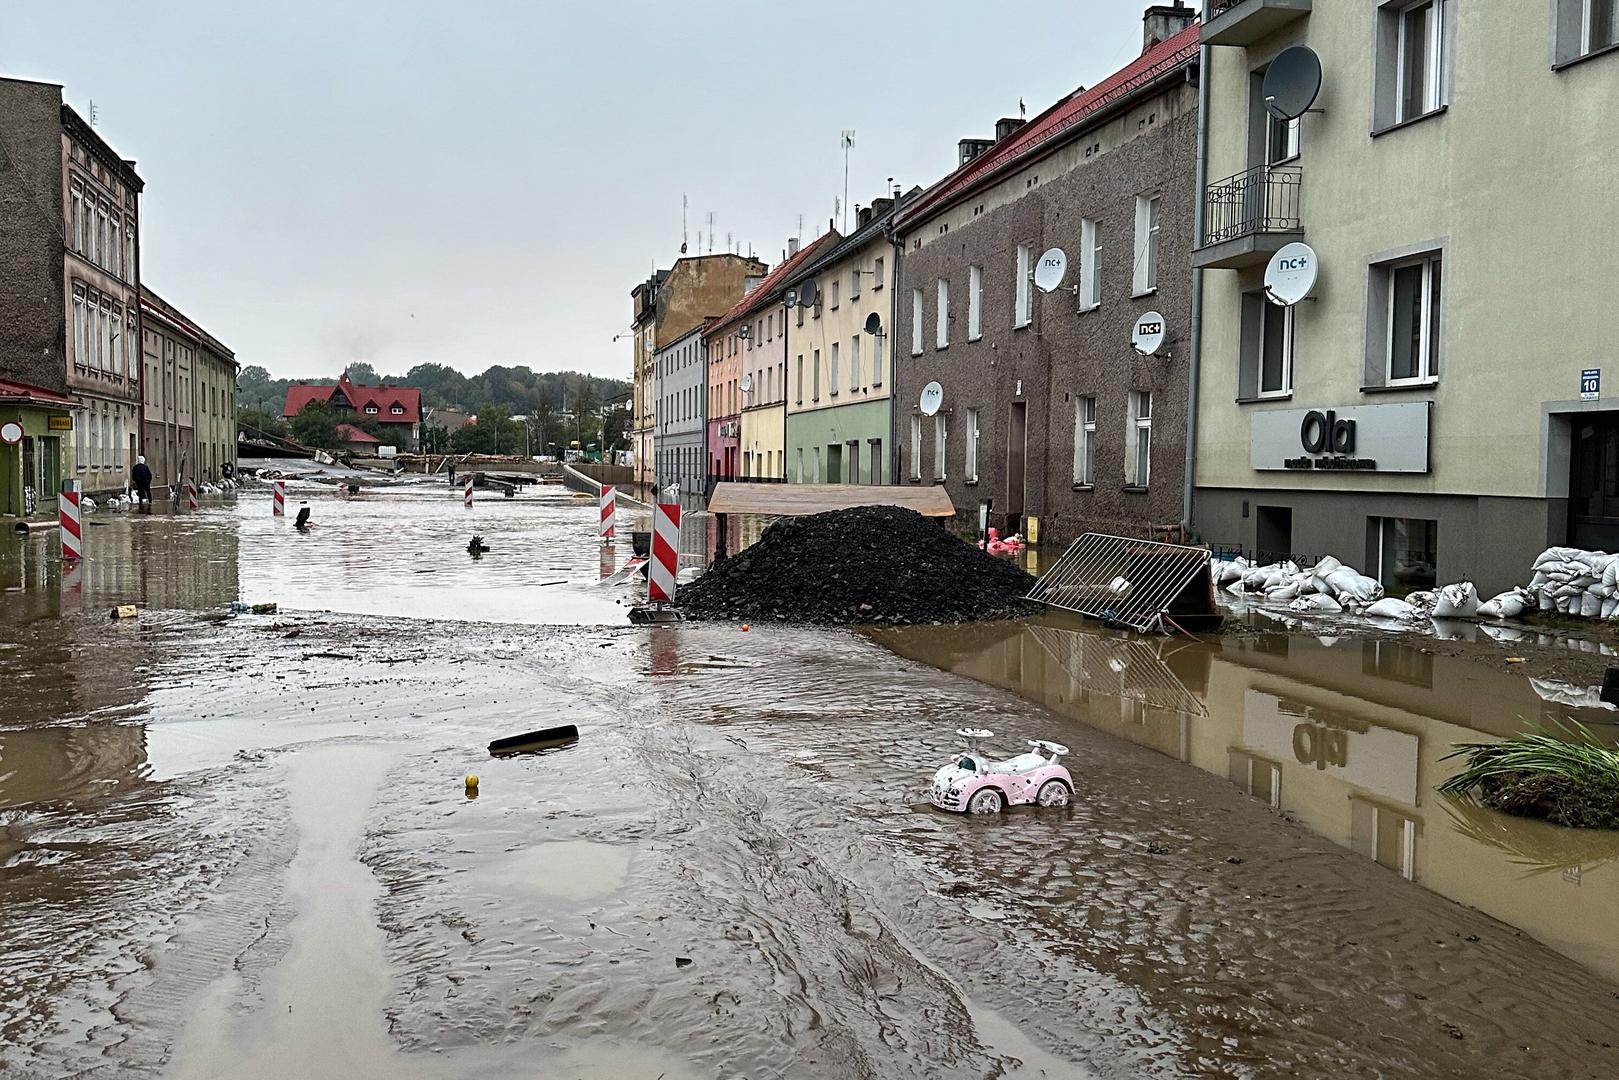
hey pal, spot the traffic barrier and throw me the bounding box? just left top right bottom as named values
left=464, top=475, right=474, bottom=508
left=187, top=482, right=199, bottom=512
left=59, top=482, right=82, bottom=561
left=600, top=485, right=616, bottom=542
left=649, top=502, right=680, bottom=603
left=273, top=481, right=286, bottom=516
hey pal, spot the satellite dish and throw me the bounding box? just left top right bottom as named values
left=1264, top=242, right=1319, bottom=306
left=1034, top=247, right=1067, bottom=293
left=798, top=279, right=819, bottom=308
left=1263, top=46, right=1322, bottom=121
left=784, top=287, right=798, bottom=307
left=1131, top=311, right=1167, bottom=356
left=740, top=373, right=753, bottom=394
left=738, top=324, right=750, bottom=340
left=863, top=312, right=882, bottom=336
left=919, top=381, right=944, bottom=416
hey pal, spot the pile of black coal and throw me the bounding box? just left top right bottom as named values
left=676, top=505, right=1036, bottom=625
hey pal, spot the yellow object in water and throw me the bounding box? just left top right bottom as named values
left=465, top=773, right=479, bottom=789
left=1026, top=517, right=1040, bottom=546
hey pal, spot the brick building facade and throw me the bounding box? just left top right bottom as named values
left=893, top=13, right=1199, bottom=546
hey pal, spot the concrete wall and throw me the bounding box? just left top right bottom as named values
left=1195, top=3, right=1619, bottom=515
left=786, top=398, right=890, bottom=484
left=895, top=71, right=1199, bottom=543
left=0, top=79, right=69, bottom=396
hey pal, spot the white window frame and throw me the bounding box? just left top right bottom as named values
left=812, top=349, right=821, bottom=402
left=1259, top=303, right=1295, bottom=398
left=70, top=181, right=84, bottom=253
left=849, top=335, right=861, bottom=391
left=795, top=353, right=804, bottom=404
left=1133, top=195, right=1160, bottom=295
left=1395, top=0, right=1444, bottom=122
left=1584, top=0, right=1619, bottom=53
left=1079, top=219, right=1101, bottom=310
left=911, top=288, right=924, bottom=355
left=1125, top=390, right=1152, bottom=488
left=933, top=415, right=948, bottom=481
left=1385, top=253, right=1442, bottom=385
left=830, top=281, right=840, bottom=310
left=936, top=278, right=950, bottom=348
left=873, top=256, right=884, bottom=290
left=829, top=342, right=840, bottom=397
left=1014, top=245, right=1031, bottom=327
left=965, top=408, right=979, bottom=482
left=1074, top=396, right=1096, bottom=485
left=109, top=212, right=121, bottom=277
left=850, top=267, right=860, bottom=300
left=1266, top=112, right=1301, bottom=165
left=909, top=415, right=922, bottom=479
left=968, top=264, right=983, bottom=339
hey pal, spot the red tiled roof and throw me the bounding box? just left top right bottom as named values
left=283, top=374, right=422, bottom=422
left=705, top=232, right=842, bottom=337
left=0, top=379, right=76, bottom=407
left=335, top=423, right=380, bottom=444
left=898, top=23, right=1201, bottom=229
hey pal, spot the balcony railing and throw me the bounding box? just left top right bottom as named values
left=1202, top=164, right=1302, bottom=247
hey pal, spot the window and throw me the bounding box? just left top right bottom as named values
left=90, top=409, right=101, bottom=468
left=113, top=413, right=124, bottom=467
left=1575, top=0, right=1619, bottom=57
left=968, top=264, right=983, bottom=339
left=812, top=349, right=821, bottom=401
left=1014, top=245, right=1031, bottom=327
left=849, top=336, right=861, bottom=391
left=70, top=182, right=83, bottom=253
left=1373, top=517, right=1439, bottom=591
left=1260, top=303, right=1294, bottom=397
left=74, top=409, right=85, bottom=471
left=965, top=408, right=980, bottom=482
left=850, top=268, right=860, bottom=300
left=933, top=415, right=948, bottom=481
left=1125, top=391, right=1152, bottom=488
left=1266, top=112, right=1300, bottom=165
left=1133, top=194, right=1160, bottom=294
left=72, top=288, right=87, bottom=367
left=96, top=199, right=108, bottom=268
left=911, top=288, right=924, bottom=354
left=936, top=278, right=950, bottom=348
left=909, top=415, right=922, bottom=479
left=830, top=281, right=840, bottom=310
left=873, top=256, right=884, bottom=289
left=1372, top=253, right=1443, bottom=384
left=1079, top=219, right=1101, bottom=309
left=109, top=213, right=121, bottom=277
left=1397, top=1, right=1444, bottom=121
left=125, top=225, right=136, bottom=281
left=365, top=404, right=379, bottom=415
left=796, top=447, right=804, bottom=483
left=829, top=342, right=840, bottom=396
left=1074, top=396, right=1096, bottom=485
left=391, top=404, right=405, bottom=415
left=795, top=354, right=804, bottom=404
left=797, top=303, right=804, bottom=328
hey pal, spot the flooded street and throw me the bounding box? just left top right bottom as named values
left=4, top=490, right=1619, bottom=1078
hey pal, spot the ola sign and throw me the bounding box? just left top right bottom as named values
left=1264, top=242, right=1318, bottom=306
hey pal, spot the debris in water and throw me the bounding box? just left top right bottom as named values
left=488, top=725, right=579, bottom=756
left=110, top=604, right=138, bottom=620
left=675, top=956, right=693, bottom=968
left=676, top=506, right=1035, bottom=625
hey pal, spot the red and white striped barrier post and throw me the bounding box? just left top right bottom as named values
left=463, top=475, right=474, bottom=508
left=59, top=480, right=82, bottom=562
left=649, top=502, right=680, bottom=604
left=273, top=480, right=286, bottom=516
left=599, top=484, right=616, bottom=543
left=187, top=482, right=199, bottom=512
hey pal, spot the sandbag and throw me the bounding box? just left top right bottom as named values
left=1432, top=582, right=1480, bottom=619
left=1404, top=590, right=1437, bottom=612
left=1477, top=589, right=1530, bottom=620
left=1539, top=590, right=1557, bottom=611
left=1604, top=597, right=1619, bottom=619
left=1325, top=567, right=1383, bottom=603
left=1311, top=555, right=1342, bottom=578
left=1364, top=597, right=1421, bottom=621
left=1582, top=591, right=1605, bottom=617
left=1267, top=582, right=1301, bottom=602
left=1289, top=594, right=1343, bottom=614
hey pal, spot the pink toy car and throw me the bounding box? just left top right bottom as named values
left=929, top=728, right=1073, bottom=813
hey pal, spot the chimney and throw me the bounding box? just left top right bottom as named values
left=958, top=137, right=993, bottom=166
left=994, top=117, right=1026, bottom=141
left=1142, top=1, right=1194, bottom=52
left=787, top=236, right=800, bottom=257
left=743, top=274, right=763, bottom=295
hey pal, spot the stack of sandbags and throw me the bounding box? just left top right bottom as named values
left=1526, top=546, right=1618, bottom=617
left=1223, top=553, right=1385, bottom=614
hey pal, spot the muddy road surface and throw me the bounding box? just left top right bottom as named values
left=3, top=492, right=1618, bottom=1079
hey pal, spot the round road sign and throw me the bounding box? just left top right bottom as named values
left=0, top=422, right=22, bottom=445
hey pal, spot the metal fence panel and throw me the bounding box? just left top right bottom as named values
left=1027, top=532, right=1212, bottom=633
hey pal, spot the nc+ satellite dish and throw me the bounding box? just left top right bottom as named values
left=1131, top=311, right=1166, bottom=356
left=1263, top=46, right=1322, bottom=121
left=1034, top=248, right=1067, bottom=293
left=1264, top=242, right=1318, bottom=306
left=919, top=381, right=944, bottom=416
left=798, top=279, right=819, bottom=308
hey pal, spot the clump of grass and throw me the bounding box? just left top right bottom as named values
left=1440, top=721, right=1619, bottom=830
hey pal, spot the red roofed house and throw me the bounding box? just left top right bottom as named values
left=892, top=3, right=1199, bottom=546
left=333, top=424, right=381, bottom=452
left=283, top=374, right=422, bottom=451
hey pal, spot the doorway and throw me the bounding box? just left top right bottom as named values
left=1006, top=401, right=1027, bottom=523
left=846, top=441, right=860, bottom=484
left=825, top=443, right=843, bottom=484
left=1255, top=505, right=1293, bottom=563
left=868, top=439, right=882, bottom=485
left=1570, top=413, right=1619, bottom=550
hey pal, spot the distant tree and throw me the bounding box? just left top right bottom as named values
left=289, top=400, right=341, bottom=450
left=601, top=404, right=631, bottom=452
left=237, top=365, right=291, bottom=413
left=344, top=362, right=380, bottom=384
left=419, top=424, right=450, bottom=454
left=237, top=406, right=289, bottom=440
left=449, top=406, right=524, bottom=455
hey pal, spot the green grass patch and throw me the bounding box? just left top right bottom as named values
left=1440, top=721, right=1619, bottom=830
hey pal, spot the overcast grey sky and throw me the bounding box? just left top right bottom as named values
left=7, top=1, right=1151, bottom=382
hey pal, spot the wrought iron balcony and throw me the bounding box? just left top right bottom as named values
left=1203, top=0, right=1311, bottom=48
left=1193, top=164, right=1303, bottom=270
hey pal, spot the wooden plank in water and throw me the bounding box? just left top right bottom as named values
left=706, top=482, right=955, bottom=518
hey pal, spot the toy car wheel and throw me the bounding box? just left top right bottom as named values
left=1036, top=780, right=1071, bottom=807
left=967, top=788, right=1004, bottom=815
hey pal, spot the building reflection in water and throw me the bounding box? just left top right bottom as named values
left=871, top=617, right=1619, bottom=984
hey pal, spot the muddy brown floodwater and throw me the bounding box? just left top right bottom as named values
left=3, top=488, right=1619, bottom=1079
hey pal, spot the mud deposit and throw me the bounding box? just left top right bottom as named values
left=3, top=495, right=1619, bottom=1079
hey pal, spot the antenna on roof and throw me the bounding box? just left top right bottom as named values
left=681, top=194, right=688, bottom=255
left=707, top=211, right=715, bottom=254
left=88, top=100, right=99, bottom=126
left=1019, top=97, right=1026, bottom=119
left=840, top=130, right=855, bottom=233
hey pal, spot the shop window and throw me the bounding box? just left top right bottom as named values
left=1371, top=516, right=1438, bottom=592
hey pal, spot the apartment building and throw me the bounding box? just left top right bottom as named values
left=139, top=286, right=238, bottom=488
left=654, top=324, right=707, bottom=511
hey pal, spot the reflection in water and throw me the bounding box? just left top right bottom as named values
left=873, top=618, right=1619, bottom=985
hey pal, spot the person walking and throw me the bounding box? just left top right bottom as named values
left=447, top=458, right=457, bottom=486
left=131, top=456, right=153, bottom=509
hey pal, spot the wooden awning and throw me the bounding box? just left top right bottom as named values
left=706, top=482, right=955, bottom=518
